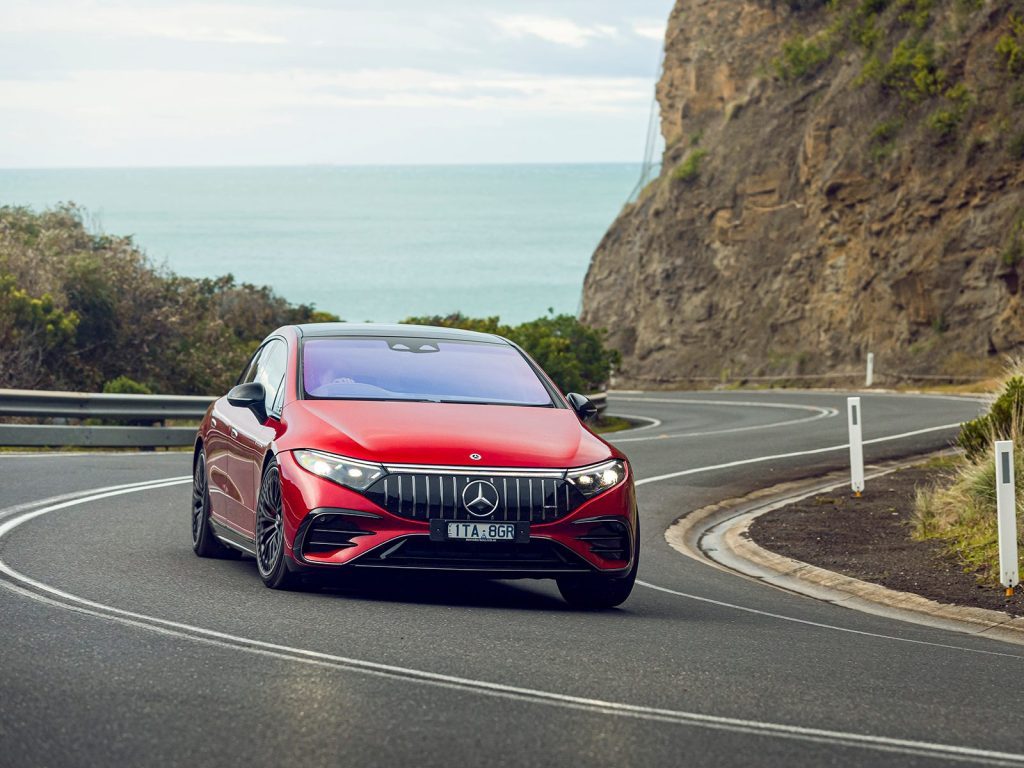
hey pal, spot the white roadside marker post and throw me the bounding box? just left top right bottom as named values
left=994, top=440, right=1019, bottom=597
left=865, top=353, right=875, bottom=388
left=848, top=397, right=865, bottom=497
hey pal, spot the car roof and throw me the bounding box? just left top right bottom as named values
left=292, top=322, right=508, bottom=344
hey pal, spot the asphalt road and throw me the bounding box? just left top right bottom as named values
left=2, top=390, right=1022, bottom=768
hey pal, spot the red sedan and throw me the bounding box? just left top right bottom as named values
left=191, top=323, right=638, bottom=608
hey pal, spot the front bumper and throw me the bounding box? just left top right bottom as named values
left=277, top=451, right=637, bottom=577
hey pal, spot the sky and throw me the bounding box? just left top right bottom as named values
left=0, top=1, right=673, bottom=168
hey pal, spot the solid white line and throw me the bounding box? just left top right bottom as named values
left=0, top=483, right=1022, bottom=764
left=608, top=398, right=837, bottom=444
left=636, top=580, right=1022, bottom=660
left=635, top=423, right=961, bottom=486
left=600, top=413, right=662, bottom=435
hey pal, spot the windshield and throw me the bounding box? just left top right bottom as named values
left=302, top=337, right=554, bottom=406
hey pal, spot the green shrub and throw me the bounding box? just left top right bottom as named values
left=957, top=376, right=1024, bottom=460
left=102, top=376, right=153, bottom=395
left=774, top=35, right=833, bottom=80
left=1003, top=214, right=1024, bottom=266
left=860, top=37, right=945, bottom=102
left=401, top=312, right=620, bottom=395
left=926, top=82, right=972, bottom=139
left=996, top=14, right=1024, bottom=75
left=0, top=205, right=339, bottom=394
left=671, top=149, right=709, bottom=183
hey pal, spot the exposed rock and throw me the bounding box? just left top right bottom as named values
left=582, top=0, right=1024, bottom=383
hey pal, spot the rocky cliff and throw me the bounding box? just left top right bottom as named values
left=582, top=0, right=1024, bottom=384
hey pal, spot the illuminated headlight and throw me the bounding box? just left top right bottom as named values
left=293, top=450, right=386, bottom=492
left=566, top=459, right=626, bottom=498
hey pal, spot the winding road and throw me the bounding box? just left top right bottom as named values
left=3, top=390, right=1022, bottom=767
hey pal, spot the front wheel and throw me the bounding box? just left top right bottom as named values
left=557, top=521, right=639, bottom=610
left=192, top=449, right=239, bottom=559
left=255, top=458, right=299, bottom=590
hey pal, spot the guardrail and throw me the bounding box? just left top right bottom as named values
left=0, top=389, right=609, bottom=449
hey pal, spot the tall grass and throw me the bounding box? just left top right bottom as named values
left=913, top=360, right=1024, bottom=585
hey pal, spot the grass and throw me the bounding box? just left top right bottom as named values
left=671, top=149, right=708, bottom=184
left=592, top=415, right=641, bottom=434
left=912, top=362, right=1024, bottom=586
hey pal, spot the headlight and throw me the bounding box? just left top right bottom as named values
left=566, top=459, right=626, bottom=498
left=293, top=450, right=386, bottom=492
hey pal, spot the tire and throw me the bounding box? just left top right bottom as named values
left=191, top=449, right=239, bottom=559
left=556, top=520, right=639, bottom=610
left=255, top=458, right=299, bottom=590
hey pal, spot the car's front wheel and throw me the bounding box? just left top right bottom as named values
left=556, top=521, right=639, bottom=610
left=192, top=449, right=239, bottom=559
left=255, top=458, right=299, bottom=589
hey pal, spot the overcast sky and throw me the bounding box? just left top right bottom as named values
left=0, top=1, right=673, bottom=168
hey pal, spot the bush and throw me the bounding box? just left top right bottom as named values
left=102, top=376, right=153, bottom=395
left=957, top=376, right=1024, bottom=460
left=402, top=312, right=620, bottom=395
left=671, top=149, right=709, bottom=184
left=774, top=35, right=833, bottom=80
left=0, top=205, right=339, bottom=394
left=860, top=36, right=945, bottom=102
left=996, top=13, right=1024, bottom=75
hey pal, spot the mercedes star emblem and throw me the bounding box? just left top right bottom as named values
left=469, top=453, right=482, bottom=461
left=462, top=480, right=500, bottom=517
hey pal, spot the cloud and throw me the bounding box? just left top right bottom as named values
left=632, top=21, right=667, bottom=42
left=493, top=15, right=619, bottom=48
left=0, top=2, right=291, bottom=45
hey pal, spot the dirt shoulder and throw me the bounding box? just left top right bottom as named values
left=748, top=465, right=1024, bottom=617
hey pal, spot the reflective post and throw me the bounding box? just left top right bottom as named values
left=995, top=440, right=1019, bottom=597
left=865, top=352, right=875, bottom=388
left=848, top=397, right=864, bottom=497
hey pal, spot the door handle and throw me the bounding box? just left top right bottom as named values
left=230, top=428, right=238, bottom=439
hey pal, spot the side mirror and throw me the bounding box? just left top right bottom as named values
left=566, top=392, right=599, bottom=423
left=227, top=382, right=268, bottom=422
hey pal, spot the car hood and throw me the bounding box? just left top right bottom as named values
left=280, top=400, right=615, bottom=468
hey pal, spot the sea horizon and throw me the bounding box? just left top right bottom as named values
left=0, top=163, right=641, bottom=324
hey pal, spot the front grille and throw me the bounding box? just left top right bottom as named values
left=364, top=472, right=585, bottom=524
left=354, top=536, right=591, bottom=572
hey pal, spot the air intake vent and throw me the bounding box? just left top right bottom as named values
left=576, top=520, right=630, bottom=562
left=301, top=514, right=373, bottom=556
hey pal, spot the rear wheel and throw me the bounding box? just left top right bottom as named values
left=191, top=450, right=238, bottom=559
left=255, top=458, right=299, bottom=590
left=556, top=521, right=639, bottom=610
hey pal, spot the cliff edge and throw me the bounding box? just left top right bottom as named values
left=582, top=0, right=1024, bottom=383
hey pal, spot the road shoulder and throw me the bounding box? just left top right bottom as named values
left=665, top=460, right=1024, bottom=646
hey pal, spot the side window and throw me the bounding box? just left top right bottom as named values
left=240, top=348, right=263, bottom=385
left=255, top=340, right=288, bottom=414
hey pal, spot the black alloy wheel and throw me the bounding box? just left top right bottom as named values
left=191, top=449, right=237, bottom=559
left=255, top=459, right=298, bottom=589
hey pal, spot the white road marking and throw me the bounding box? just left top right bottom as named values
left=0, top=481, right=1022, bottom=764
left=0, top=400, right=1013, bottom=763
left=608, top=398, right=837, bottom=443
left=635, top=423, right=962, bottom=486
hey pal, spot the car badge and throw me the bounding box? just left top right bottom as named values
left=462, top=480, right=500, bottom=517
left=469, top=453, right=482, bottom=461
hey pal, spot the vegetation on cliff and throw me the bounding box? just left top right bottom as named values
left=582, top=0, right=1024, bottom=384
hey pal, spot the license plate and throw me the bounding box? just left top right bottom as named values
left=447, top=522, right=516, bottom=541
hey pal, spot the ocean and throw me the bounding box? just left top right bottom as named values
left=0, top=164, right=640, bottom=324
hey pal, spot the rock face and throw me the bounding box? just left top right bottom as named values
left=582, top=0, right=1024, bottom=383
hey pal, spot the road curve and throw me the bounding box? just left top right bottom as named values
left=2, top=390, right=1021, bottom=768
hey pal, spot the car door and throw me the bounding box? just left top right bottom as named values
left=227, top=338, right=289, bottom=537
left=205, top=346, right=264, bottom=536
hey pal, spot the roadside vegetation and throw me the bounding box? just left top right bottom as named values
left=913, top=363, right=1024, bottom=586
left=0, top=205, right=620, bottom=397
left=401, top=312, right=620, bottom=395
